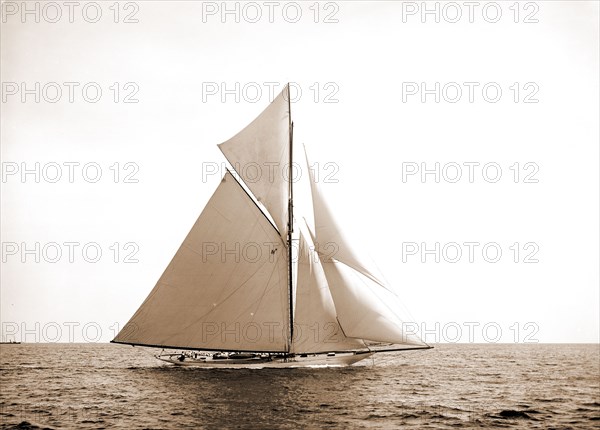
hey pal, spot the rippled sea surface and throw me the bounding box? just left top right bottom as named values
left=1, top=344, right=598, bottom=429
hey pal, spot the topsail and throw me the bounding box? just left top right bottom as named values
left=218, top=85, right=291, bottom=238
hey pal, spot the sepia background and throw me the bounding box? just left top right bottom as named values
left=1, top=1, right=598, bottom=344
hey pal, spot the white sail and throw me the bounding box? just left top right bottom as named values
left=218, top=84, right=290, bottom=237
left=292, top=225, right=366, bottom=353
left=113, top=172, right=290, bottom=352
left=303, top=146, right=424, bottom=347
left=113, top=83, right=431, bottom=366
left=305, top=152, right=386, bottom=288
left=321, top=260, right=424, bottom=346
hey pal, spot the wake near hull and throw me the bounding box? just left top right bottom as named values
left=156, top=351, right=374, bottom=368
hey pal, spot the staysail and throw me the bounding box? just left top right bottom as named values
left=292, top=224, right=366, bottom=353
left=321, top=260, right=423, bottom=346
left=113, top=172, right=289, bottom=352
left=305, top=152, right=387, bottom=288
left=304, top=149, right=426, bottom=348
left=218, top=84, right=291, bottom=238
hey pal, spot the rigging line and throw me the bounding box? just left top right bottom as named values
left=203, top=170, right=286, bottom=316
left=117, top=177, right=247, bottom=329
left=310, top=243, right=395, bottom=296
left=243, top=183, right=286, bottom=252
left=301, top=153, right=393, bottom=295
left=367, top=251, right=421, bottom=336
left=216, top=89, right=290, bottom=241
left=354, top=345, right=432, bottom=355
left=231, top=248, right=286, bottom=325
left=300, top=223, right=365, bottom=350
left=145, top=167, right=287, bottom=337
left=181, top=255, right=272, bottom=326
left=333, top=258, right=427, bottom=346
left=174, top=248, right=276, bottom=334
left=238, top=193, right=290, bottom=329
left=335, top=317, right=350, bottom=339
left=180, top=190, right=274, bottom=262
left=136, top=345, right=164, bottom=361
left=358, top=262, right=428, bottom=347
left=177, top=179, right=284, bottom=325
left=115, top=206, right=218, bottom=338
left=114, top=256, right=183, bottom=338
left=260, top=143, right=288, bottom=202
left=226, top=169, right=283, bottom=239
left=351, top=264, right=427, bottom=346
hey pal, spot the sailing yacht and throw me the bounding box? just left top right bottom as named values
left=112, top=84, right=431, bottom=368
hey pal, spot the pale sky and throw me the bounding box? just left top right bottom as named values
left=1, top=1, right=598, bottom=343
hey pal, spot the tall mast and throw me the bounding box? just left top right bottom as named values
left=287, top=84, right=294, bottom=350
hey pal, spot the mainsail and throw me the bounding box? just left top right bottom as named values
left=113, top=171, right=289, bottom=352
left=113, top=83, right=429, bottom=358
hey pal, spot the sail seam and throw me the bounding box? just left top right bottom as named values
left=232, top=249, right=286, bottom=329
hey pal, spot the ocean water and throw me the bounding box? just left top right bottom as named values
left=0, top=343, right=598, bottom=429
